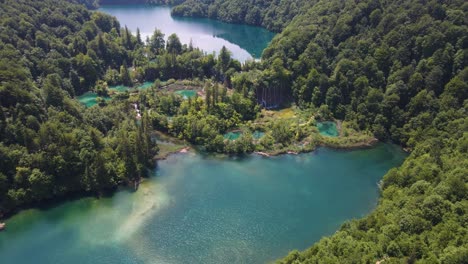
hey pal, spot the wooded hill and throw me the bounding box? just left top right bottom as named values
left=0, top=0, right=467, bottom=262
left=0, top=0, right=164, bottom=215
left=0, top=0, right=255, bottom=216
left=171, top=0, right=311, bottom=32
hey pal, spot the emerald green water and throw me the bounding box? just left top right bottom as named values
left=317, top=121, right=339, bottom=137
left=76, top=92, right=111, bottom=107
left=175, top=90, right=197, bottom=99
left=98, top=5, right=276, bottom=62
left=0, top=144, right=406, bottom=264
left=109, top=82, right=154, bottom=93
left=109, top=84, right=130, bottom=93
left=223, top=131, right=242, bottom=140
left=253, top=131, right=265, bottom=139
left=223, top=131, right=264, bottom=140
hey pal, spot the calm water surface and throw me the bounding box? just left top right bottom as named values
left=0, top=144, right=406, bottom=264
left=98, top=5, right=276, bottom=62
left=317, top=121, right=339, bottom=137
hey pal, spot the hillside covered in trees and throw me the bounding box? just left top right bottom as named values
left=0, top=0, right=244, bottom=216
left=171, top=0, right=311, bottom=32
left=0, top=0, right=163, bottom=215
left=0, top=0, right=467, bottom=262
left=0, top=0, right=267, bottom=216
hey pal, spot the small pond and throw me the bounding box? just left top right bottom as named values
left=253, top=131, right=265, bottom=140
left=223, top=131, right=242, bottom=141
left=175, top=90, right=197, bottom=99
left=76, top=92, right=111, bottom=108
left=317, top=121, right=339, bottom=137
left=109, top=82, right=154, bottom=93
left=224, top=130, right=265, bottom=141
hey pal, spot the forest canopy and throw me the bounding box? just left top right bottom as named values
left=0, top=0, right=257, bottom=216
left=0, top=0, right=467, bottom=263
left=0, top=0, right=161, bottom=215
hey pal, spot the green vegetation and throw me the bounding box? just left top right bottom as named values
left=136, top=81, right=258, bottom=154
left=0, top=0, right=162, bottom=216
left=137, top=84, right=368, bottom=155
left=0, top=0, right=466, bottom=262
left=0, top=0, right=293, bottom=216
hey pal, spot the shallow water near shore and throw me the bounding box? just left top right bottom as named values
left=76, top=92, right=111, bottom=107
left=174, top=90, right=197, bottom=99
left=0, top=144, right=406, bottom=264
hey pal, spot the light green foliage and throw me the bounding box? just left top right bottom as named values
left=171, top=0, right=313, bottom=32
left=140, top=81, right=258, bottom=154
left=0, top=0, right=466, bottom=262
left=166, top=33, right=182, bottom=54
left=149, top=28, right=165, bottom=55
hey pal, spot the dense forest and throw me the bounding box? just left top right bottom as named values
left=171, top=0, right=312, bottom=32
left=0, top=0, right=233, bottom=216
left=0, top=0, right=163, bottom=215
left=0, top=0, right=265, bottom=216
left=0, top=0, right=467, bottom=262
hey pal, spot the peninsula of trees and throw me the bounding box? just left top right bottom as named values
left=0, top=0, right=467, bottom=262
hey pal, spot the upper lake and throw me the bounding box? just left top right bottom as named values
left=0, top=144, right=406, bottom=264
left=98, top=5, right=276, bottom=62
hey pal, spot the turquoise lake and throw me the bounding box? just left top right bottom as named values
left=0, top=144, right=406, bottom=264
left=76, top=92, right=111, bottom=107
left=174, top=90, right=197, bottom=99
left=108, top=82, right=154, bottom=93
left=223, top=131, right=265, bottom=141
left=98, top=5, right=276, bottom=62
left=223, top=131, right=242, bottom=140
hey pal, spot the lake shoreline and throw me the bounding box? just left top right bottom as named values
left=0, top=186, right=122, bottom=222
left=98, top=4, right=276, bottom=62
left=0, top=135, right=383, bottom=223
left=154, top=127, right=380, bottom=158
left=0, top=143, right=406, bottom=263
left=97, top=3, right=281, bottom=33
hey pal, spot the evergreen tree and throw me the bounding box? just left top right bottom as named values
left=166, top=33, right=182, bottom=54
left=149, top=28, right=165, bottom=55
left=120, top=61, right=132, bottom=86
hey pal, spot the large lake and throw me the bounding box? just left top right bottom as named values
left=0, top=144, right=406, bottom=264
left=98, top=5, right=276, bottom=62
